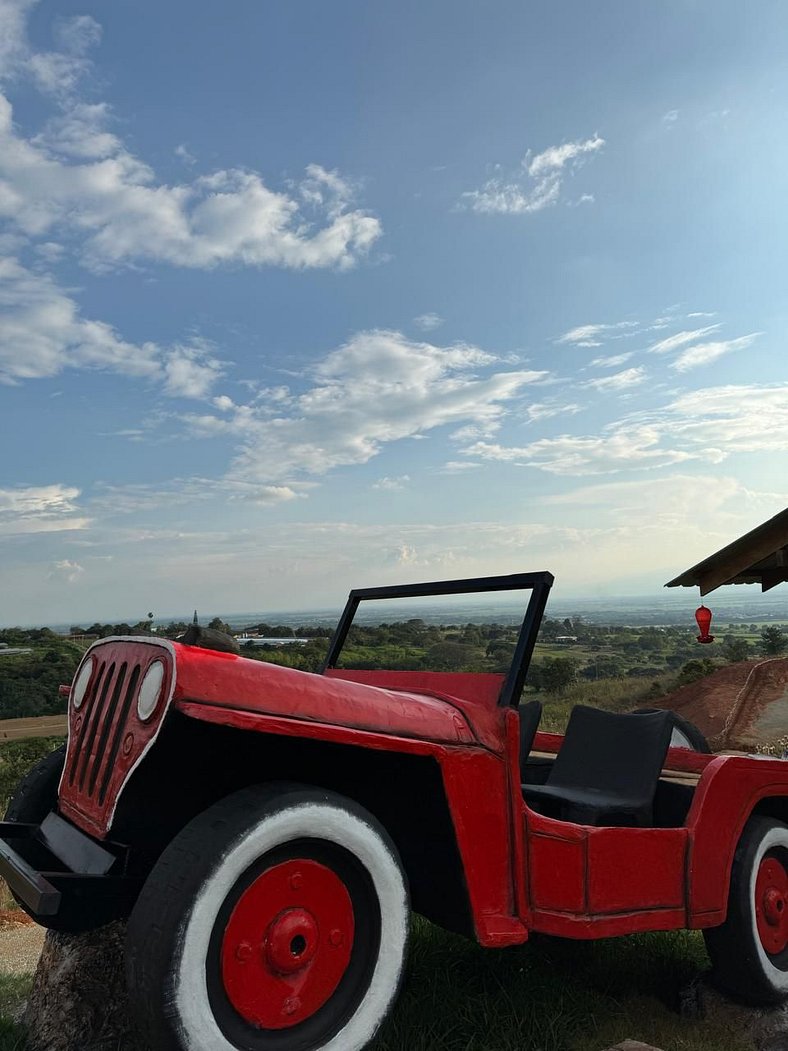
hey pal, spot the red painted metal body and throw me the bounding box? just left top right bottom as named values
left=57, top=627, right=788, bottom=949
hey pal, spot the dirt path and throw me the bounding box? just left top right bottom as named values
left=0, top=912, right=45, bottom=974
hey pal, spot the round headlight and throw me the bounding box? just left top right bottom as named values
left=137, top=661, right=165, bottom=722
left=71, top=658, right=94, bottom=710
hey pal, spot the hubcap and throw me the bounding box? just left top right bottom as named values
left=756, top=854, right=788, bottom=955
left=221, top=859, right=355, bottom=1029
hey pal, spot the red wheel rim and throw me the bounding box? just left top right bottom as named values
left=755, top=853, right=788, bottom=955
left=221, top=859, right=355, bottom=1030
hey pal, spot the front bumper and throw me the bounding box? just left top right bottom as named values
left=0, top=812, right=142, bottom=930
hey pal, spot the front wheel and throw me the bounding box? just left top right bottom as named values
left=705, top=816, right=788, bottom=1004
left=125, top=784, right=410, bottom=1051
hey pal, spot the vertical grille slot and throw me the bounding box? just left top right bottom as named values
left=98, top=664, right=142, bottom=805
left=88, top=663, right=128, bottom=798
left=68, top=659, right=106, bottom=786
left=77, top=662, right=116, bottom=791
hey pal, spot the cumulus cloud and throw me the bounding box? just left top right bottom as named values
left=0, top=256, right=224, bottom=395
left=461, top=134, right=604, bottom=215
left=0, top=3, right=382, bottom=273
left=178, top=330, right=547, bottom=485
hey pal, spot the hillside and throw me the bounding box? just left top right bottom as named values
left=656, top=658, right=788, bottom=752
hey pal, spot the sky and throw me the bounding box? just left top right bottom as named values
left=1, top=0, right=788, bottom=625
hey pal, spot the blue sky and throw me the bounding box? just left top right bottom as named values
left=1, top=0, right=787, bottom=624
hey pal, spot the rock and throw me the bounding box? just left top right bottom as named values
left=24, top=922, right=144, bottom=1051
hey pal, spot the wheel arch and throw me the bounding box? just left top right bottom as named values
left=111, top=710, right=474, bottom=937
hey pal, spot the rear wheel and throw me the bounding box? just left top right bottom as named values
left=705, top=816, right=788, bottom=1003
left=125, top=784, right=410, bottom=1051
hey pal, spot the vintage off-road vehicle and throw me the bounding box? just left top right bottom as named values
left=3, top=571, right=788, bottom=1051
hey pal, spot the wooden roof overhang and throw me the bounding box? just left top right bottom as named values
left=665, top=508, right=788, bottom=597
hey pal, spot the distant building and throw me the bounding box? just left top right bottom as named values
left=555, top=635, right=578, bottom=644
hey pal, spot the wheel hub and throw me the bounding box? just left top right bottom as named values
left=221, top=858, right=355, bottom=1030
left=265, top=909, right=319, bottom=974
left=756, top=855, right=788, bottom=955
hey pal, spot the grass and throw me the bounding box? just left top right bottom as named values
left=372, top=920, right=748, bottom=1051
left=0, top=922, right=748, bottom=1051
left=0, top=975, right=31, bottom=1051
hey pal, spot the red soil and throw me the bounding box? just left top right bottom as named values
left=655, top=658, right=788, bottom=751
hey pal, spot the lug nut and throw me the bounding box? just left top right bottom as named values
left=235, top=942, right=253, bottom=962
left=289, top=872, right=304, bottom=891
left=283, top=997, right=301, bottom=1016
left=329, top=929, right=344, bottom=948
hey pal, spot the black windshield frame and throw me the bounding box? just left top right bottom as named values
left=320, top=571, right=554, bottom=708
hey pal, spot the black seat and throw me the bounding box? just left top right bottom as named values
left=522, top=705, right=673, bottom=827
left=518, top=700, right=543, bottom=781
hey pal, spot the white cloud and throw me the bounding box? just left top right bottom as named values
left=465, top=423, right=697, bottom=476
left=557, top=320, right=638, bottom=345
left=461, top=134, right=604, bottom=215
left=589, top=352, right=634, bottom=368
left=372, top=475, right=410, bottom=491
left=662, top=110, right=679, bottom=126
left=0, top=482, right=90, bottom=536
left=177, top=330, right=547, bottom=485
left=525, top=401, right=583, bottom=422
left=0, top=100, right=382, bottom=270
left=527, top=136, right=605, bottom=178
left=458, top=381, right=788, bottom=477
left=672, top=333, right=761, bottom=372
left=584, top=366, right=647, bottom=392
left=0, top=255, right=224, bottom=396
left=413, top=313, right=444, bottom=332
left=49, top=558, right=84, bottom=582
left=649, top=324, right=721, bottom=354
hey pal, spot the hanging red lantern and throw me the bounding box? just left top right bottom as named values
left=695, top=605, right=715, bottom=644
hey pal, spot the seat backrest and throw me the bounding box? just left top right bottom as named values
left=518, top=700, right=543, bottom=780
left=547, top=705, right=673, bottom=805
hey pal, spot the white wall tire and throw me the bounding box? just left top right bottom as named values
left=125, top=784, right=410, bottom=1051
left=705, top=816, right=788, bottom=1004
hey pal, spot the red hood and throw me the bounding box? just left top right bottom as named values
left=171, top=643, right=501, bottom=748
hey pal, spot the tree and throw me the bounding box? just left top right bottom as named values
left=208, top=617, right=233, bottom=635
left=538, top=657, right=577, bottom=695
left=722, top=636, right=751, bottom=663
left=760, top=627, right=787, bottom=656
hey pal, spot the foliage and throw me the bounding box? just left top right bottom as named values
left=760, top=626, right=788, bottom=656
left=721, top=635, right=751, bottom=663
left=531, top=657, right=577, bottom=695
left=0, top=738, right=65, bottom=815
left=0, top=643, right=79, bottom=720
left=676, top=658, right=717, bottom=687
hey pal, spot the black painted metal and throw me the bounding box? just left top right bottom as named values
left=0, top=822, right=61, bottom=915
left=321, top=571, right=554, bottom=708
left=38, top=812, right=118, bottom=876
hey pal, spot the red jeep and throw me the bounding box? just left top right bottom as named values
left=2, top=571, right=788, bottom=1051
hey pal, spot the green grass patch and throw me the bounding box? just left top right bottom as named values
left=0, top=974, right=31, bottom=1051
left=372, top=921, right=747, bottom=1051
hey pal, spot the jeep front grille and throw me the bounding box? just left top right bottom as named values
left=59, top=638, right=175, bottom=837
